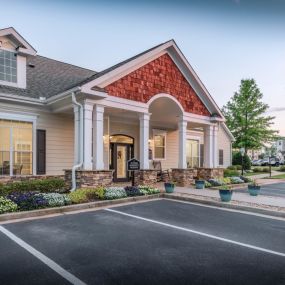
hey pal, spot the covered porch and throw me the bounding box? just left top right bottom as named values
left=66, top=93, right=224, bottom=188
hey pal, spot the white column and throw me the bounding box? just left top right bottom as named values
left=93, top=105, right=105, bottom=170
left=178, top=118, right=187, bottom=169
left=204, top=125, right=214, bottom=168
left=83, top=101, right=94, bottom=170
left=212, top=125, right=219, bottom=168
left=73, top=105, right=80, bottom=165
left=139, top=113, right=150, bottom=169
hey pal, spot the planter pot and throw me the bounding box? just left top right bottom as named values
left=164, top=183, right=175, bottom=193
left=195, top=180, right=205, bottom=189
left=248, top=185, right=261, bottom=196
left=219, top=189, right=233, bottom=202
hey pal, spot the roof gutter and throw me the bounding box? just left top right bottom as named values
left=46, top=86, right=82, bottom=105
left=70, top=91, right=84, bottom=192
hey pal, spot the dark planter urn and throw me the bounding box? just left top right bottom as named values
left=164, top=183, right=175, bottom=193
left=195, top=180, right=205, bottom=189
left=248, top=185, right=261, bottom=196
left=219, top=189, right=233, bottom=202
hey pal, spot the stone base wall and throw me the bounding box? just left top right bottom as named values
left=0, top=175, right=64, bottom=185
left=196, top=168, right=224, bottom=180
left=64, top=170, right=113, bottom=189
left=134, top=170, right=158, bottom=186
left=171, top=168, right=194, bottom=187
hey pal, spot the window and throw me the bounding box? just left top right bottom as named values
left=186, top=139, right=199, bottom=168
left=219, top=149, right=224, bottom=166
left=0, top=119, right=33, bottom=175
left=154, top=134, right=166, bottom=159
left=0, top=49, right=17, bottom=83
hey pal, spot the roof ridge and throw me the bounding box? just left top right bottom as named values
left=77, top=39, right=173, bottom=86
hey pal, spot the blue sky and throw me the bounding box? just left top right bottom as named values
left=1, top=0, right=285, bottom=135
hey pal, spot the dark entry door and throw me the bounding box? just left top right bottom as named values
left=111, top=143, right=133, bottom=182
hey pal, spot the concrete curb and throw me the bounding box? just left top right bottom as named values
left=162, top=193, right=285, bottom=218
left=1, top=192, right=284, bottom=223
left=0, top=194, right=161, bottom=222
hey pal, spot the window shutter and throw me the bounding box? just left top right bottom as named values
left=37, top=130, right=46, bottom=175
left=200, top=144, right=204, bottom=167
left=219, top=149, right=224, bottom=166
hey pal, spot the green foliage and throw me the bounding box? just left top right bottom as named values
left=224, top=169, right=240, bottom=177
left=278, top=165, right=285, bottom=172
left=253, top=167, right=262, bottom=172
left=37, top=193, right=71, bottom=207
left=0, top=197, right=18, bottom=214
left=222, top=79, right=278, bottom=151
left=0, top=178, right=66, bottom=196
left=104, top=187, right=127, bottom=200
left=222, top=177, right=232, bottom=184
left=68, top=188, right=105, bottom=204
left=138, top=185, right=160, bottom=195
left=205, top=181, right=212, bottom=188
left=232, top=152, right=251, bottom=170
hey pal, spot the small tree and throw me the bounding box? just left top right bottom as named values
left=232, top=152, right=251, bottom=170
left=222, top=79, right=278, bottom=153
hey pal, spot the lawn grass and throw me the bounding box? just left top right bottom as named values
left=244, top=172, right=268, bottom=177
left=266, top=173, right=285, bottom=179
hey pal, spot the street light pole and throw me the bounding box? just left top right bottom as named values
left=240, top=148, right=245, bottom=176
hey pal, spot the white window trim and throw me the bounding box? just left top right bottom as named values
left=152, top=129, right=167, bottom=160
left=0, top=112, right=37, bottom=175
left=186, top=135, right=201, bottom=168
left=0, top=47, right=18, bottom=87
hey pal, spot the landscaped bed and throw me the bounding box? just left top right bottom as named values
left=0, top=178, right=161, bottom=215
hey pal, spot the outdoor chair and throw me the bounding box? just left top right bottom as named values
left=153, top=160, right=170, bottom=182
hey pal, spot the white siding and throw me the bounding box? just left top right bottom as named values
left=37, top=113, right=74, bottom=175
left=217, top=125, right=232, bottom=167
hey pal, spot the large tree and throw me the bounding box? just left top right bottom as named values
left=222, top=79, right=278, bottom=153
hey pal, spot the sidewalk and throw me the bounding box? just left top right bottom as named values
left=159, top=180, right=285, bottom=215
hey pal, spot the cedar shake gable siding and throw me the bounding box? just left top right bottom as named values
left=105, top=54, right=210, bottom=116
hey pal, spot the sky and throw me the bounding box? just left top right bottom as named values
left=1, top=0, right=285, bottom=135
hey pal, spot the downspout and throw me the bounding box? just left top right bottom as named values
left=71, top=92, right=84, bottom=191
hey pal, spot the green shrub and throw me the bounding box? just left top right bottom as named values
left=253, top=167, right=262, bottom=173
left=104, top=187, right=127, bottom=200
left=236, top=165, right=242, bottom=170
left=224, top=169, right=240, bottom=177
left=222, top=177, right=232, bottom=184
left=262, top=167, right=270, bottom=173
left=37, top=193, right=71, bottom=207
left=205, top=181, right=212, bottom=188
left=0, top=178, right=66, bottom=196
left=232, top=152, right=251, bottom=170
left=68, top=188, right=105, bottom=204
left=0, top=197, right=18, bottom=214
left=279, top=166, right=285, bottom=172
left=227, top=166, right=237, bottom=170
left=138, top=185, right=160, bottom=195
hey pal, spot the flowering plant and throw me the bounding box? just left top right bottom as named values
left=0, top=197, right=18, bottom=214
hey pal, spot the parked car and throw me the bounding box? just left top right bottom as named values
left=252, top=159, right=262, bottom=166
left=261, top=157, right=280, bottom=166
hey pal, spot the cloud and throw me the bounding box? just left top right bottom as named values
left=268, top=107, right=285, bottom=113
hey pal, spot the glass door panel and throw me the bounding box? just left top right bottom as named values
left=116, top=145, right=127, bottom=179
left=186, top=140, right=199, bottom=168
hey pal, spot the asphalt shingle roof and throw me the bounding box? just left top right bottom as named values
left=0, top=55, right=96, bottom=99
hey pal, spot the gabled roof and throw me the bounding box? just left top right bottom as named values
left=0, top=27, right=37, bottom=56
left=76, top=40, right=170, bottom=87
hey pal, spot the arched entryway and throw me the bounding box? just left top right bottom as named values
left=109, top=134, right=134, bottom=182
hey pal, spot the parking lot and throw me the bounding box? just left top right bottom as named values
left=0, top=199, right=285, bottom=285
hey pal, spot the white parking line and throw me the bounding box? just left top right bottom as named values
left=0, top=226, right=87, bottom=285
left=106, top=208, right=285, bottom=258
